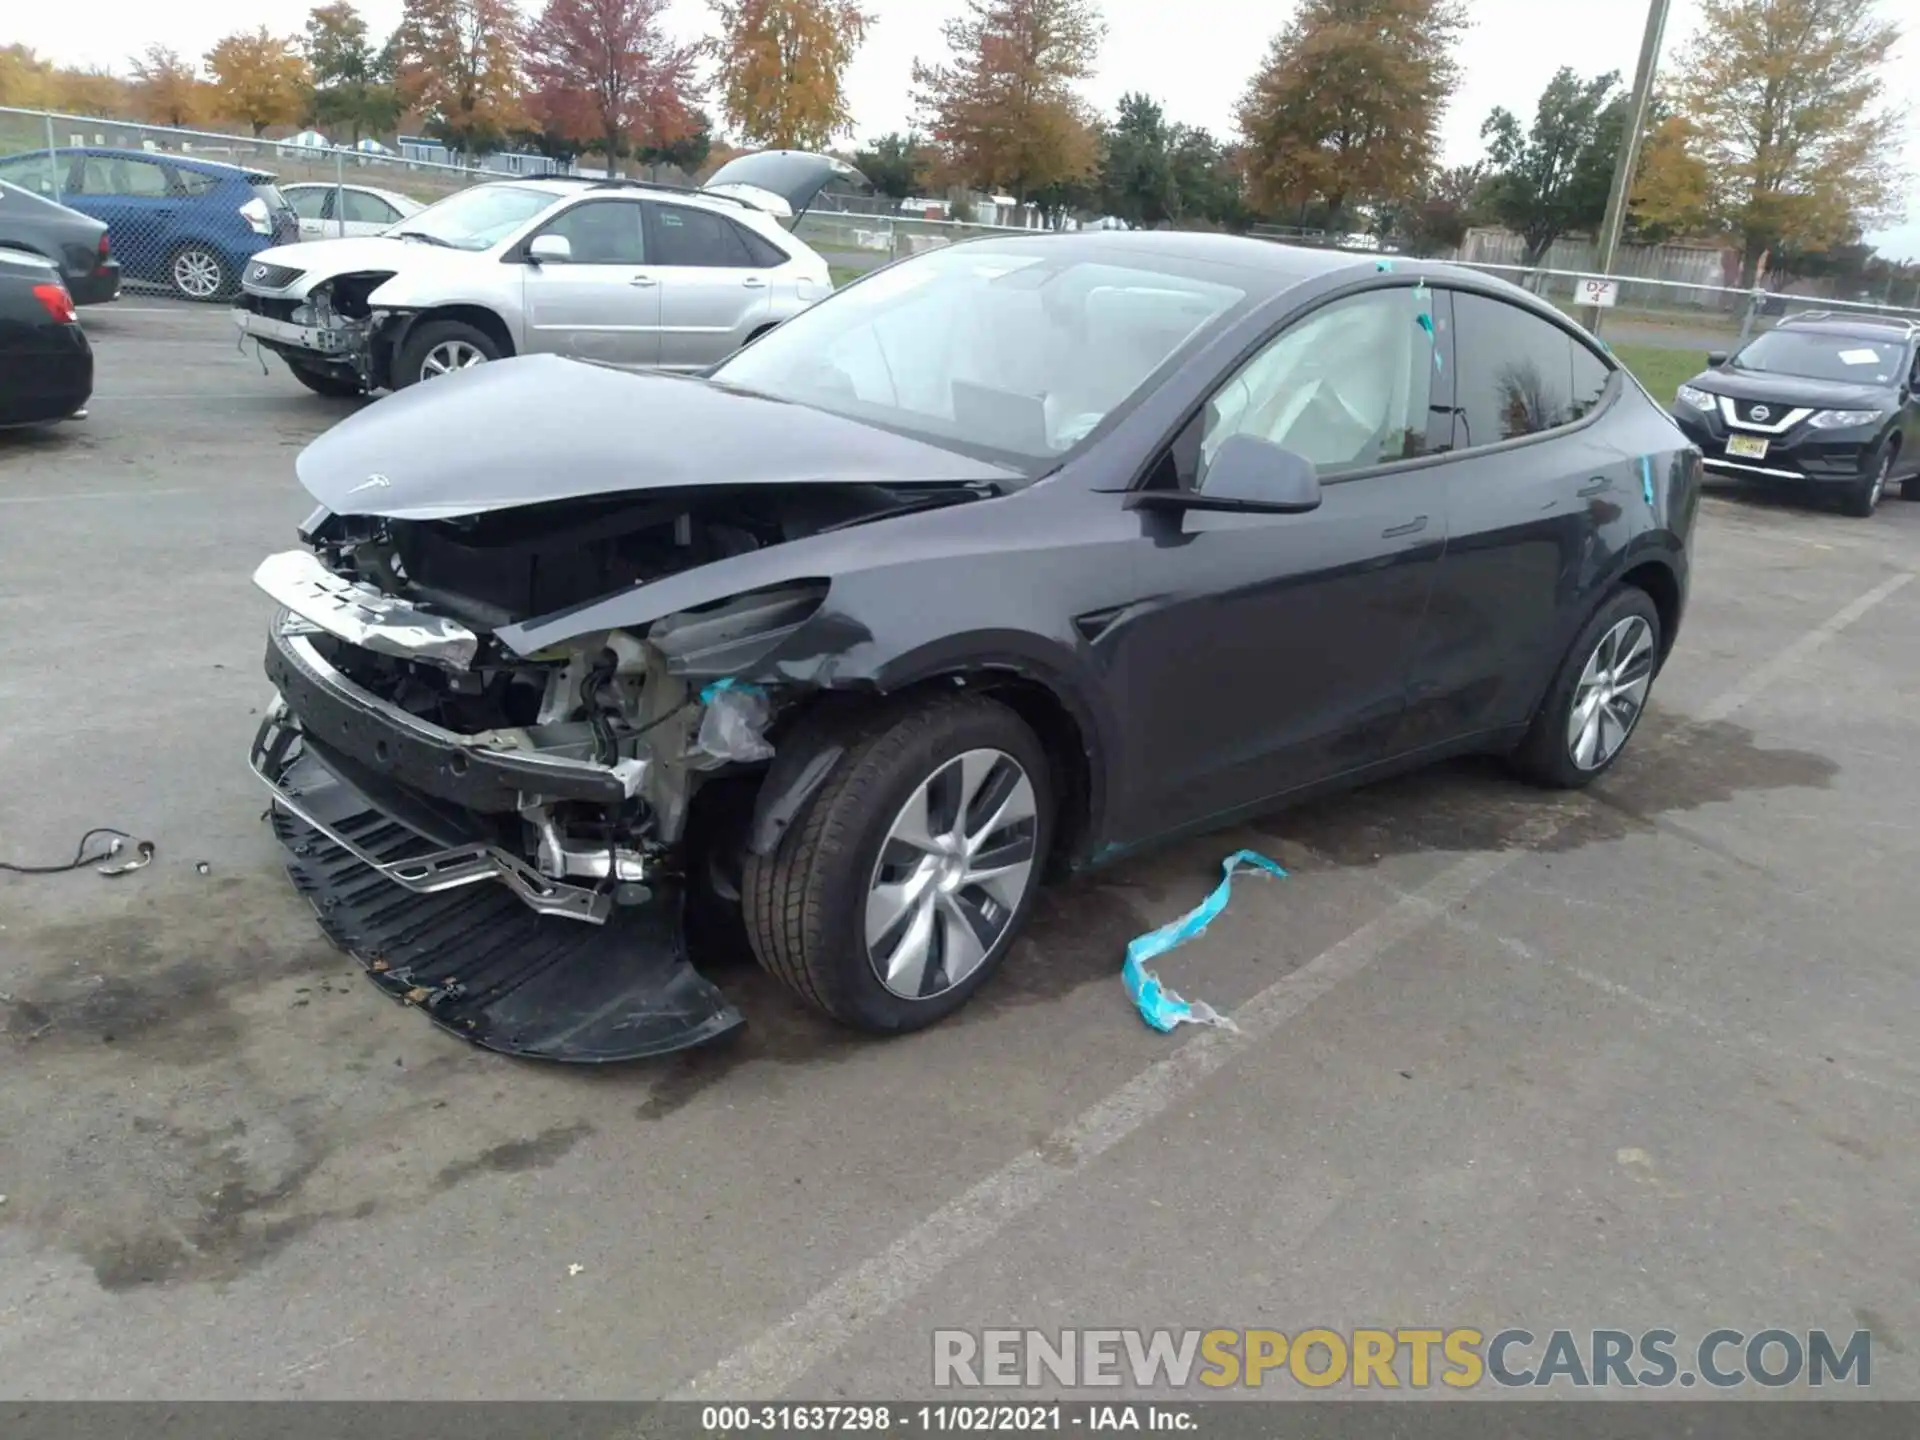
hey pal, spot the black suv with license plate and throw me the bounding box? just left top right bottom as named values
left=1668, top=314, right=1920, bottom=516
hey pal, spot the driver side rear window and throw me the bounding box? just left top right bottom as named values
left=1451, top=291, right=1611, bottom=444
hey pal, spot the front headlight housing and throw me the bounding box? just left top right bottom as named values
left=1675, top=383, right=1717, bottom=411
left=1807, top=408, right=1885, bottom=429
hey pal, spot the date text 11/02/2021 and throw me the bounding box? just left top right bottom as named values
left=700, top=1406, right=1195, bottom=1431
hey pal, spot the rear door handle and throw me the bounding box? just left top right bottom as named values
left=629, top=274, right=658, bottom=287
left=1381, top=516, right=1428, bottom=539
left=741, top=276, right=767, bottom=288
left=1577, top=477, right=1609, bottom=496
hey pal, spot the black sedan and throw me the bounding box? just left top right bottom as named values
left=0, top=178, right=120, bottom=305
left=1669, top=314, right=1920, bottom=516
left=247, top=232, right=1702, bottom=1060
left=0, top=249, right=91, bottom=427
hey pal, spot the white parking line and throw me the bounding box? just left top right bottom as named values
left=670, top=568, right=1914, bottom=1402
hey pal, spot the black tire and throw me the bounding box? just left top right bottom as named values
left=167, top=243, right=230, bottom=302
left=1509, top=585, right=1663, bottom=790
left=286, top=360, right=365, bottom=397
left=1841, top=447, right=1891, bottom=518
left=393, top=318, right=501, bottom=389
left=742, top=695, right=1054, bottom=1033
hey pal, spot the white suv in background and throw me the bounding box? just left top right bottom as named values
left=232, top=151, right=859, bottom=397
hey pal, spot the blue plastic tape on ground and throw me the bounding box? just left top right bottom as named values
left=1122, top=849, right=1288, bottom=1033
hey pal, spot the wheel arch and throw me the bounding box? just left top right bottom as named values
left=744, top=658, right=1108, bottom=880
left=1617, top=557, right=1682, bottom=665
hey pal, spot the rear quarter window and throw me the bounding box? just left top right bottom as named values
left=1451, top=290, right=1605, bottom=443
left=175, top=169, right=221, bottom=196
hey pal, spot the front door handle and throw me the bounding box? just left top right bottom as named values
left=1577, top=477, right=1609, bottom=496
left=741, top=276, right=767, bottom=288
left=629, top=274, right=658, bottom=287
left=1381, top=515, right=1428, bottom=539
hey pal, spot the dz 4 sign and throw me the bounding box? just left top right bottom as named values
left=1579, top=277, right=1619, bottom=308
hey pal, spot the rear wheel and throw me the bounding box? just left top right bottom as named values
left=1842, top=448, right=1891, bottom=517
left=286, top=360, right=365, bottom=397
left=1510, top=586, right=1662, bottom=789
left=394, top=319, right=501, bottom=388
left=743, top=696, right=1053, bottom=1033
left=168, top=244, right=228, bottom=301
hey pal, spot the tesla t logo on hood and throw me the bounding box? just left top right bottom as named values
left=346, top=474, right=393, bottom=495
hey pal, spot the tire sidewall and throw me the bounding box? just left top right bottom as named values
left=396, top=319, right=500, bottom=389
left=803, top=700, right=1054, bottom=1032
left=1525, top=587, right=1663, bottom=787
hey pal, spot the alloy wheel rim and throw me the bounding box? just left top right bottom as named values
left=421, top=340, right=486, bottom=379
left=865, top=748, right=1040, bottom=1000
left=1566, top=615, right=1655, bottom=771
left=174, top=250, right=221, bottom=298
left=1869, top=455, right=1888, bottom=508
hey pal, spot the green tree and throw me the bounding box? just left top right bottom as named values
left=637, top=107, right=714, bottom=173
left=1480, top=67, right=1626, bottom=266
left=853, top=131, right=930, bottom=200
left=1394, top=162, right=1485, bottom=255
left=1668, top=0, right=1906, bottom=286
left=1099, top=91, right=1176, bottom=227
left=304, top=3, right=403, bottom=141
left=1237, top=0, right=1467, bottom=233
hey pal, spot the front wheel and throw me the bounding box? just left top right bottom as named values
left=393, top=319, right=501, bottom=388
left=1510, top=586, right=1663, bottom=789
left=168, top=244, right=229, bottom=301
left=1841, top=449, right=1891, bottom=518
left=743, top=696, right=1054, bottom=1033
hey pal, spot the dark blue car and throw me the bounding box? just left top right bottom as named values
left=0, top=147, right=298, bottom=301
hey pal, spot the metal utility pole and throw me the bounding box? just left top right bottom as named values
left=1585, top=0, right=1673, bottom=337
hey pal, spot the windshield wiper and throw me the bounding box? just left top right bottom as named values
left=394, top=230, right=454, bottom=247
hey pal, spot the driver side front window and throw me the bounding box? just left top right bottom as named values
left=1199, top=287, right=1441, bottom=487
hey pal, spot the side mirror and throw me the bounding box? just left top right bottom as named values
left=1128, top=435, right=1323, bottom=515
left=527, top=233, right=572, bottom=264
left=1706, top=350, right=1729, bottom=368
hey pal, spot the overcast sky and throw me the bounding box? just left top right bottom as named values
left=15, top=0, right=1920, bottom=258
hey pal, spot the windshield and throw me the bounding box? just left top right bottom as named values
left=1733, top=329, right=1906, bottom=385
left=711, top=247, right=1246, bottom=465
left=392, top=184, right=555, bottom=251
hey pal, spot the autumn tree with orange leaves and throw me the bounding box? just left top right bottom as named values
left=128, top=45, right=207, bottom=127
left=396, top=0, right=525, bottom=159
left=524, top=0, right=700, bottom=172
left=205, top=28, right=311, bottom=135
left=912, top=0, right=1104, bottom=205
left=707, top=0, right=872, bottom=150
left=1237, top=0, right=1467, bottom=233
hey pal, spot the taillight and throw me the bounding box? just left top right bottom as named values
left=97, top=231, right=111, bottom=262
left=32, top=282, right=77, bottom=324
left=239, top=196, right=272, bottom=236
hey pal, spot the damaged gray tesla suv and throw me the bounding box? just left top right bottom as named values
left=252, top=231, right=1701, bottom=1061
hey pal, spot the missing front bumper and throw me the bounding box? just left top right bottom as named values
left=258, top=723, right=744, bottom=1062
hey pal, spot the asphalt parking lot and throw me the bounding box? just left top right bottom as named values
left=2, top=299, right=1918, bottom=1402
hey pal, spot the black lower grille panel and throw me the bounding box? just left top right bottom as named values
left=269, top=753, right=743, bottom=1062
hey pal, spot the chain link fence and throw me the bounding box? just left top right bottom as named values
left=0, top=106, right=504, bottom=300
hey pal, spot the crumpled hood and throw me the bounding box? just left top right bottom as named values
left=296, top=354, right=1019, bottom=520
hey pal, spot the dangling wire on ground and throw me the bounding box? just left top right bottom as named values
left=0, top=827, right=154, bottom=876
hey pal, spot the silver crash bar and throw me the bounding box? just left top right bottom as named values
left=249, top=705, right=616, bottom=924
left=254, top=548, right=479, bottom=671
